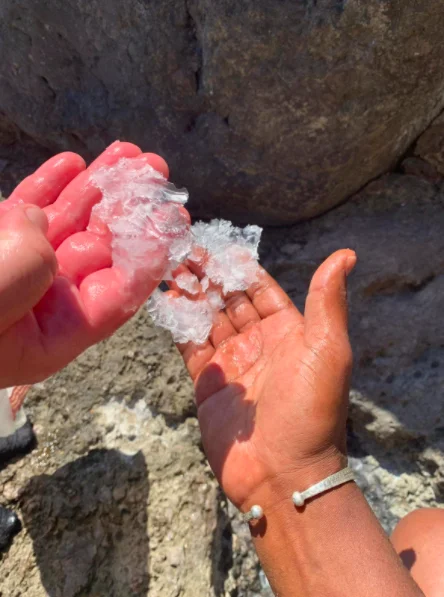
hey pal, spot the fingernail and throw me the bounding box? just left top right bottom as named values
left=24, top=205, right=49, bottom=234
left=345, top=253, right=357, bottom=276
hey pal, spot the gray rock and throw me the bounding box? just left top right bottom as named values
left=2, top=1, right=444, bottom=222
left=0, top=314, right=219, bottom=597
left=414, top=110, right=444, bottom=177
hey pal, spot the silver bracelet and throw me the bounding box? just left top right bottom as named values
left=292, top=466, right=355, bottom=507
left=243, top=504, right=264, bottom=523
left=242, top=466, right=355, bottom=523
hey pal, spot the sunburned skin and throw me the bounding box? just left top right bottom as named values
left=0, top=142, right=184, bottom=435
left=0, top=144, right=263, bottom=433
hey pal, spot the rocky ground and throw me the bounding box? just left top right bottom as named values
left=1, top=117, right=444, bottom=596
left=1, top=168, right=444, bottom=594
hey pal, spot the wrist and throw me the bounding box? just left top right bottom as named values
left=238, top=457, right=423, bottom=597
left=248, top=474, right=362, bottom=596
left=240, top=449, right=348, bottom=516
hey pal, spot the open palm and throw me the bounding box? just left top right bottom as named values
left=173, top=251, right=356, bottom=508
left=0, top=142, right=178, bottom=388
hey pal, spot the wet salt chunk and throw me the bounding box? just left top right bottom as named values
left=201, top=276, right=210, bottom=292
left=207, top=290, right=225, bottom=311
left=147, top=290, right=214, bottom=345
left=168, top=231, right=193, bottom=266
left=89, top=158, right=189, bottom=276
left=91, top=158, right=263, bottom=344
left=205, top=245, right=259, bottom=294
left=175, top=272, right=200, bottom=295
left=190, top=219, right=262, bottom=294
left=91, top=158, right=188, bottom=206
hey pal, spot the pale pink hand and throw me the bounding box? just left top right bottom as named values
left=0, top=142, right=177, bottom=388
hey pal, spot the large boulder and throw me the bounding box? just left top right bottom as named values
left=1, top=1, right=444, bottom=223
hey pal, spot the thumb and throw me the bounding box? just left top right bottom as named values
left=0, top=205, right=57, bottom=334
left=304, top=249, right=356, bottom=355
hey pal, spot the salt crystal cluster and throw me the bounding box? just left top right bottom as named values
left=190, top=220, right=262, bottom=294
left=91, top=157, right=262, bottom=344
left=90, top=158, right=189, bottom=277
left=175, top=272, right=200, bottom=295
left=146, top=290, right=215, bottom=345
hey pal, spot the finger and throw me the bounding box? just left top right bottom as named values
left=224, top=291, right=261, bottom=332
left=78, top=266, right=155, bottom=339
left=304, top=249, right=356, bottom=351
left=179, top=341, right=216, bottom=381
left=9, top=385, right=32, bottom=418
left=139, top=153, right=169, bottom=179
left=0, top=206, right=57, bottom=334
left=157, top=288, right=216, bottom=378
left=45, top=142, right=143, bottom=249
left=188, top=255, right=297, bottom=324
left=246, top=266, right=300, bottom=320
left=0, top=152, right=86, bottom=214
left=209, top=310, right=238, bottom=348
left=56, top=231, right=112, bottom=286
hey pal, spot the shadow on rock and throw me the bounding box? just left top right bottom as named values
left=22, top=449, right=149, bottom=597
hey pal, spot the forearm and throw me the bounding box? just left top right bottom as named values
left=248, top=478, right=423, bottom=596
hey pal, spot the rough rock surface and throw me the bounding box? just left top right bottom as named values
left=1, top=164, right=444, bottom=595
left=413, top=111, right=444, bottom=178
left=0, top=314, right=222, bottom=597
left=2, top=1, right=444, bottom=222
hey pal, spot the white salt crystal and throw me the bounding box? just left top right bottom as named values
left=201, top=276, right=210, bottom=292
left=168, top=232, right=193, bottom=266
left=175, top=272, right=200, bottom=295
left=146, top=290, right=214, bottom=345
left=147, top=219, right=262, bottom=343
left=191, top=220, right=261, bottom=260
left=89, top=158, right=189, bottom=276
left=207, top=290, right=225, bottom=311
left=89, top=157, right=263, bottom=345
left=190, top=220, right=262, bottom=294
left=204, top=244, right=260, bottom=294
